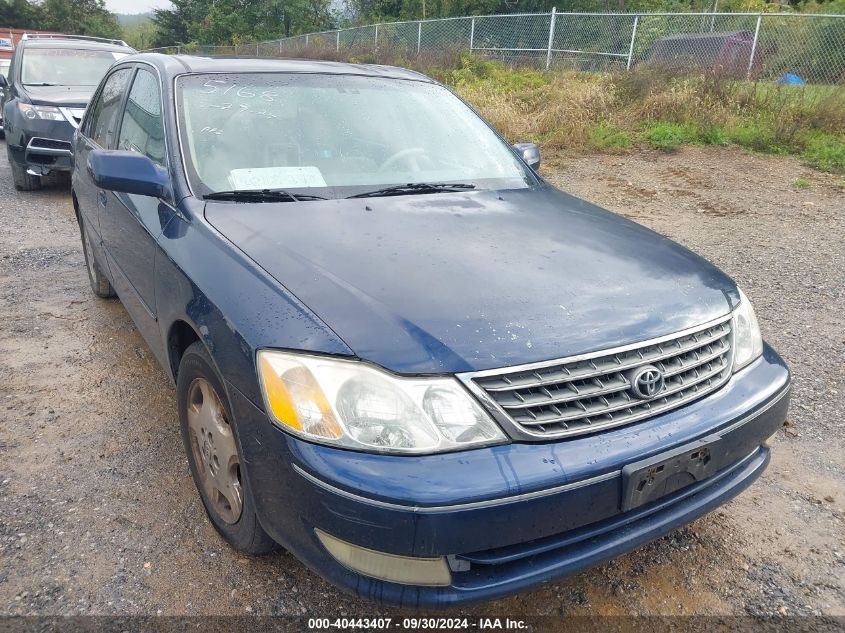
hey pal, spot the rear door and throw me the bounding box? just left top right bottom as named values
left=98, top=65, right=171, bottom=351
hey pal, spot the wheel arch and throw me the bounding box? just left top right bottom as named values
left=71, top=190, right=81, bottom=223
left=166, top=318, right=202, bottom=383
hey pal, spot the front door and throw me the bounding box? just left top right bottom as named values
left=73, top=66, right=134, bottom=267
left=98, top=66, right=172, bottom=352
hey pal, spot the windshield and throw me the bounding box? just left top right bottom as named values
left=21, top=48, right=127, bottom=86
left=176, top=73, right=534, bottom=198
left=0, top=60, right=9, bottom=79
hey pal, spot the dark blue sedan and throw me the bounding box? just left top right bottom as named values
left=70, top=54, right=791, bottom=607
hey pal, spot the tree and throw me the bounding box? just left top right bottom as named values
left=151, top=0, right=334, bottom=46
left=122, top=16, right=157, bottom=50
left=0, top=0, right=43, bottom=28
left=151, top=0, right=196, bottom=47
left=38, top=0, right=122, bottom=38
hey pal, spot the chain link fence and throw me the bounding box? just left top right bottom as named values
left=144, top=43, right=261, bottom=56
left=255, top=11, right=845, bottom=84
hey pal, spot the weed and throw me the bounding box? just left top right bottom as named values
left=270, top=46, right=845, bottom=172
left=800, top=134, right=845, bottom=173
left=727, top=123, right=787, bottom=154
left=589, top=123, right=632, bottom=151
left=698, top=125, right=730, bottom=146
left=642, top=122, right=697, bottom=152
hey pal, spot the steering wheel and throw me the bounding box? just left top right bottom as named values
left=379, top=147, right=426, bottom=172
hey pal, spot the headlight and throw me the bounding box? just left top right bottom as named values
left=732, top=288, right=763, bottom=372
left=257, top=350, right=507, bottom=454
left=18, top=103, right=65, bottom=121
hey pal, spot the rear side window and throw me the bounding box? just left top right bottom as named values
left=86, top=67, right=132, bottom=148
left=117, top=69, right=164, bottom=166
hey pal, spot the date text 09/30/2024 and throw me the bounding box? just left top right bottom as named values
left=308, top=618, right=529, bottom=630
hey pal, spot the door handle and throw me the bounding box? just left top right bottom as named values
left=97, top=190, right=107, bottom=207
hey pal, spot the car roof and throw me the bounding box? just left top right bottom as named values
left=22, top=38, right=133, bottom=53
left=130, top=53, right=435, bottom=83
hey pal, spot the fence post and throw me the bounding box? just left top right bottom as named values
left=305, top=33, right=309, bottom=47
left=337, top=30, right=340, bottom=52
left=626, top=14, right=639, bottom=71
left=417, top=21, right=422, bottom=55
left=747, top=13, right=762, bottom=78
left=545, top=8, right=557, bottom=71
left=469, top=17, right=475, bottom=52
left=374, top=24, right=378, bottom=52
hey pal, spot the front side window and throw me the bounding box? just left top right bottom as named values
left=117, top=69, right=165, bottom=166
left=21, top=48, right=128, bottom=87
left=176, top=73, right=533, bottom=198
left=86, top=67, right=133, bottom=148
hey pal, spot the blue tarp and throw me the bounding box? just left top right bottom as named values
left=777, top=73, right=806, bottom=85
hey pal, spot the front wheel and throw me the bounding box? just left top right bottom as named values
left=177, top=341, right=276, bottom=555
left=8, top=156, right=41, bottom=191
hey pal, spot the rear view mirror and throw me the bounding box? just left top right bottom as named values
left=88, top=150, right=170, bottom=199
left=513, top=143, right=541, bottom=170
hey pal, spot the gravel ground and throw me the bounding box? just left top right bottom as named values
left=0, top=142, right=843, bottom=618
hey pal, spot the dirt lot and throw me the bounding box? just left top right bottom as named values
left=0, top=143, right=843, bottom=619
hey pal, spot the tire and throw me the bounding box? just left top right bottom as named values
left=7, top=147, right=41, bottom=191
left=10, top=158, right=42, bottom=191
left=78, top=215, right=115, bottom=298
left=177, top=341, right=276, bottom=555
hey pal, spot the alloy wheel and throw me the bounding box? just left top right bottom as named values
left=186, top=377, right=243, bottom=524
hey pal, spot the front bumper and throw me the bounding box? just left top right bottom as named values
left=230, top=344, right=790, bottom=607
left=7, top=118, right=76, bottom=173
left=24, top=137, right=73, bottom=172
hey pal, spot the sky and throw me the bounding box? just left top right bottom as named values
left=104, top=0, right=170, bottom=14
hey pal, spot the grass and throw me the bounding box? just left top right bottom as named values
left=271, top=47, right=845, bottom=173
left=443, top=55, right=845, bottom=173
left=792, top=178, right=812, bottom=189
left=800, top=134, right=845, bottom=172
left=589, top=123, right=633, bottom=152
left=641, top=122, right=697, bottom=152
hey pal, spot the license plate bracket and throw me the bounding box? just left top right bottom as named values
left=621, top=434, right=722, bottom=512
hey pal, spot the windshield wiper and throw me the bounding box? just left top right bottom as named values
left=203, top=189, right=326, bottom=202
left=347, top=182, right=476, bottom=199
left=23, top=82, right=60, bottom=87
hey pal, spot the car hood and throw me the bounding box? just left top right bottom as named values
left=205, top=186, right=738, bottom=374
left=23, top=84, right=93, bottom=107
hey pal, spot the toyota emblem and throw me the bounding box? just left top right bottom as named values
left=627, top=365, right=665, bottom=400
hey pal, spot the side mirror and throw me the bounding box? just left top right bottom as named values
left=87, top=150, right=170, bottom=198
left=513, top=142, right=541, bottom=170
left=0, top=75, right=8, bottom=88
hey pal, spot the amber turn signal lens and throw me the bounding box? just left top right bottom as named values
left=258, top=356, right=342, bottom=439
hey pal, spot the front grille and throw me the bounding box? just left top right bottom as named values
left=29, top=138, right=72, bottom=151
left=470, top=317, right=733, bottom=439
